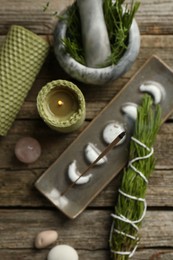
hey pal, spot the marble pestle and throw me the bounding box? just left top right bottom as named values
left=77, top=0, right=111, bottom=68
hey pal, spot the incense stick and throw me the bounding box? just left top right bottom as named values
left=61, top=131, right=126, bottom=196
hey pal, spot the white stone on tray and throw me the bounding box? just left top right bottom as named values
left=68, top=160, right=92, bottom=185
left=139, top=81, right=165, bottom=104
left=103, top=122, right=126, bottom=145
left=47, top=244, right=79, bottom=260
left=85, top=143, right=107, bottom=165
left=121, top=102, right=138, bottom=121
left=49, top=189, right=69, bottom=208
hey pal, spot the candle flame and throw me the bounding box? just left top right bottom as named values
left=57, top=100, right=64, bottom=106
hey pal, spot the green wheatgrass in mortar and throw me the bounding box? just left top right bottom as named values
left=62, top=0, right=140, bottom=67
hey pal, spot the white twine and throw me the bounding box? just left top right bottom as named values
left=110, top=136, right=153, bottom=258
left=118, top=189, right=147, bottom=224
left=111, top=241, right=139, bottom=258
left=111, top=213, right=139, bottom=231
left=114, top=228, right=137, bottom=240
left=129, top=137, right=154, bottom=183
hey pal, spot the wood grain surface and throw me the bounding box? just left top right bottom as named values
left=0, top=0, right=173, bottom=259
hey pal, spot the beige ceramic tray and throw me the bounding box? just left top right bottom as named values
left=35, top=56, right=173, bottom=219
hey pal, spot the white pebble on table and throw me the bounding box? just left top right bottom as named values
left=35, top=230, right=58, bottom=249
left=47, top=245, right=79, bottom=260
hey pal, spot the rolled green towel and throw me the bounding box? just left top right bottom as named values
left=0, top=25, right=49, bottom=136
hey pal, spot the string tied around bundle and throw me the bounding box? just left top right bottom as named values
left=110, top=136, right=154, bottom=258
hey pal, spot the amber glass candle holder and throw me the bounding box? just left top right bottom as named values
left=37, top=80, right=86, bottom=133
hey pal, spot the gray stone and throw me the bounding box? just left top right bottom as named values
left=77, top=0, right=111, bottom=68
left=54, top=3, right=140, bottom=85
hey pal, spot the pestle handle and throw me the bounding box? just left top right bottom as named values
left=77, top=0, right=111, bottom=68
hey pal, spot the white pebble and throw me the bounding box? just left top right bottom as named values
left=102, top=122, right=126, bottom=145
left=49, top=189, right=69, bottom=208
left=35, top=230, right=58, bottom=249
left=47, top=245, right=79, bottom=260
left=121, top=102, right=138, bottom=121
left=68, top=160, right=92, bottom=185
left=85, top=143, right=107, bottom=165
left=139, top=81, right=165, bottom=104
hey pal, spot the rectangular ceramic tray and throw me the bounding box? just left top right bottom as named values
left=35, top=55, right=173, bottom=219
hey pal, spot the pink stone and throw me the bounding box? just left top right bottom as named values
left=15, top=137, right=41, bottom=164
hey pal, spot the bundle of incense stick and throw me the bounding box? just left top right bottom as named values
left=109, top=94, right=161, bottom=259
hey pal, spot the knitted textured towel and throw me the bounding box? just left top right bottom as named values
left=0, top=25, right=49, bottom=136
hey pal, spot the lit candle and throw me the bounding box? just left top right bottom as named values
left=48, top=89, right=78, bottom=119
left=37, top=80, right=86, bottom=133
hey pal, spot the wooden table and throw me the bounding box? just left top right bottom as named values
left=0, top=1, right=173, bottom=259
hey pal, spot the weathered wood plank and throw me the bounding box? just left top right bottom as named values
left=93, top=168, right=173, bottom=207
left=19, top=37, right=173, bottom=107
left=0, top=121, right=173, bottom=169
left=1, top=35, right=173, bottom=121
left=0, top=168, right=172, bottom=208
left=0, top=249, right=110, bottom=260
left=136, top=0, right=173, bottom=35
left=1, top=122, right=172, bottom=210
left=0, top=0, right=173, bottom=35
left=0, top=249, right=173, bottom=260
left=148, top=251, right=173, bottom=260
left=0, top=0, right=172, bottom=258
left=17, top=101, right=108, bottom=121
left=0, top=209, right=172, bottom=249
left=0, top=120, right=88, bottom=169
left=0, top=0, right=74, bottom=35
